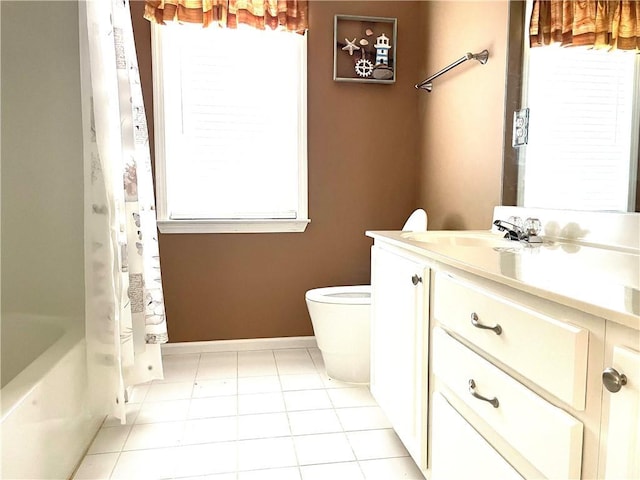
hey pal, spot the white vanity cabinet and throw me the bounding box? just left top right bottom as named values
left=428, top=269, right=614, bottom=479
left=366, top=225, right=639, bottom=480
left=598, top=322, right=640, bottom=480
left=432, top=325, right=584, bottom=479
left=370, top=245, right=429, bottom=472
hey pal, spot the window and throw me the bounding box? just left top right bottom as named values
left=519, top=39, right=640, bottom=212
left=151, top=24, right=308, bottom=233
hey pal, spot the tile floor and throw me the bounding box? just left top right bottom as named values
left=73, top=347, right=426, bottom=480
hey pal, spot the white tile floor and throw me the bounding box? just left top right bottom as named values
left=73, top=347, right=426, bottom=480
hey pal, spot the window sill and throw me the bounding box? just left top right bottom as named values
left=157, top=219, right=311, bottom=234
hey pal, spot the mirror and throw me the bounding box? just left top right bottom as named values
left=501, top=2, right=640, bottom=212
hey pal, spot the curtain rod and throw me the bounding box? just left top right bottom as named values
left=415, top=49, right=489, bottom=92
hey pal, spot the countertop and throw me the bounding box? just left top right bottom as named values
left=366, top=230, right=640, bottom=331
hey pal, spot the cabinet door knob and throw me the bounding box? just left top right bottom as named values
left=468, top=379, right=499, bottom=408
left=602, top=367, right=628, bottom=393
left=470, top=312, right=502, bottom=335
left=411, top=274, right=422, bottom=286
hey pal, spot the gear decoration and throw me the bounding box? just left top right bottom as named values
left=355, top=59, right=374, bottom=78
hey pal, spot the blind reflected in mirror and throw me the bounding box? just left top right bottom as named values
left=502, top=1, right=640, bottom=213
left=519, top=47, right=638, bottom=212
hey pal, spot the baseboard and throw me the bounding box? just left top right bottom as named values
left=161, top=336, right=318, bottom=355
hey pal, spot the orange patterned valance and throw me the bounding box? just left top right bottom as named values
left=144, top=0, right=308, bottom=34
left=530, top=0, right=639, bottom=50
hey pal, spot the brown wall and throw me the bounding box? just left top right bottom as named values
left=131, top=1, right=425, bottom=342
left=418, top=1, right=510, bottom=230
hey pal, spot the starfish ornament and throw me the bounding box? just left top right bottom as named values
left=342, top=38, right=360, bottom=56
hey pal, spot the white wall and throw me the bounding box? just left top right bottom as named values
left=1, top=1, right=84, bottom=318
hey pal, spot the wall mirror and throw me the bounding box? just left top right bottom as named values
left=502, top=1, right=640, bottom=213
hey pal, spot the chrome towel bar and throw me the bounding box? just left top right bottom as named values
left=415, top=49, right=489, bottom=92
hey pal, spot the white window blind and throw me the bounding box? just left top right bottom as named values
left=153, top=24, right=308, bottom=232
left=520, top=47, right=638, bottom=211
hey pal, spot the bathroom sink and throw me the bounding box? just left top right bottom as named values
left=401, top=231, right=523, bottom=249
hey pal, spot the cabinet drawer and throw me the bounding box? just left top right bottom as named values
left=431, top=392, right=523, bottom=480
left=434, top=272, right=589, bottom=410
left=433, top=327, right=584, bottom=480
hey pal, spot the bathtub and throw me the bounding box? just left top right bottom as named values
left=1, top=314, right=102, bottom=479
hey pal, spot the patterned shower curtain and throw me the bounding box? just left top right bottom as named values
left=79, top=0, right=168, bottom=423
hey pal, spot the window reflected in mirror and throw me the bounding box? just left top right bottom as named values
left=519, top=47, right=638, bottom=211
left=503, top=1, right=640, bottom=212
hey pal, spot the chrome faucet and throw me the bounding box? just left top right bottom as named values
left=493, top=216, right=543, bottom=244
left=493, top=219, right=523, bottom=241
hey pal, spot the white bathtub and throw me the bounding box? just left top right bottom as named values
left=1, top=314, right=102, bottom=479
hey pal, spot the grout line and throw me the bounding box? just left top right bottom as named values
left=189, top=352, right=202, bottom=400
left=108, top=451, right=121, bottom=480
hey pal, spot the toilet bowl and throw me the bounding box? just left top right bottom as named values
left=304, top=209, right=428, bottom=385
left=305, top=285, right=371, bottom=384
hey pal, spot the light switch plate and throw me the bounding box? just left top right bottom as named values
left=512, top=108, right=529, bottom=148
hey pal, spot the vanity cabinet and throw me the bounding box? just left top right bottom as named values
left=429, top=270, right=607, bottom=479
left=370, top=245, right=429, bottom=472
left=366, top=226, right=638, bottom=480
left=432, top=326, right=584, bottom=479
left=598, top=322, right=640, bottom=480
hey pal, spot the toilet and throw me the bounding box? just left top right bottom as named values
left=305, top=209, right=427, bottom=384
left=305, top=285, right=372, bottom=383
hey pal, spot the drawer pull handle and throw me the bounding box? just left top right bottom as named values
left=468, top=379, right=499, bottom=408
left=411, top=274, right=422, bottom=286
left=470, top=312, right=502, bottom=335
left=602, top=367, right=627, bottom=393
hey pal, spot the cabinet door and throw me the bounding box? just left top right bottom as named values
left=601, top=323, right=640, bottom=480
left=370, top=245, right=428, bottom=469
left=431, top=392, right=523, bottom=480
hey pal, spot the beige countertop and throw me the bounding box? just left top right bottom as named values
left=366, top=230, right=640, bottom=331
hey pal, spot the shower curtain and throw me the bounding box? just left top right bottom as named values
left=79, top=0, right=168, bottom=423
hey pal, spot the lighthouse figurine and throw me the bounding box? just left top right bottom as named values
left=374, top=33, right=391, bottom=66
